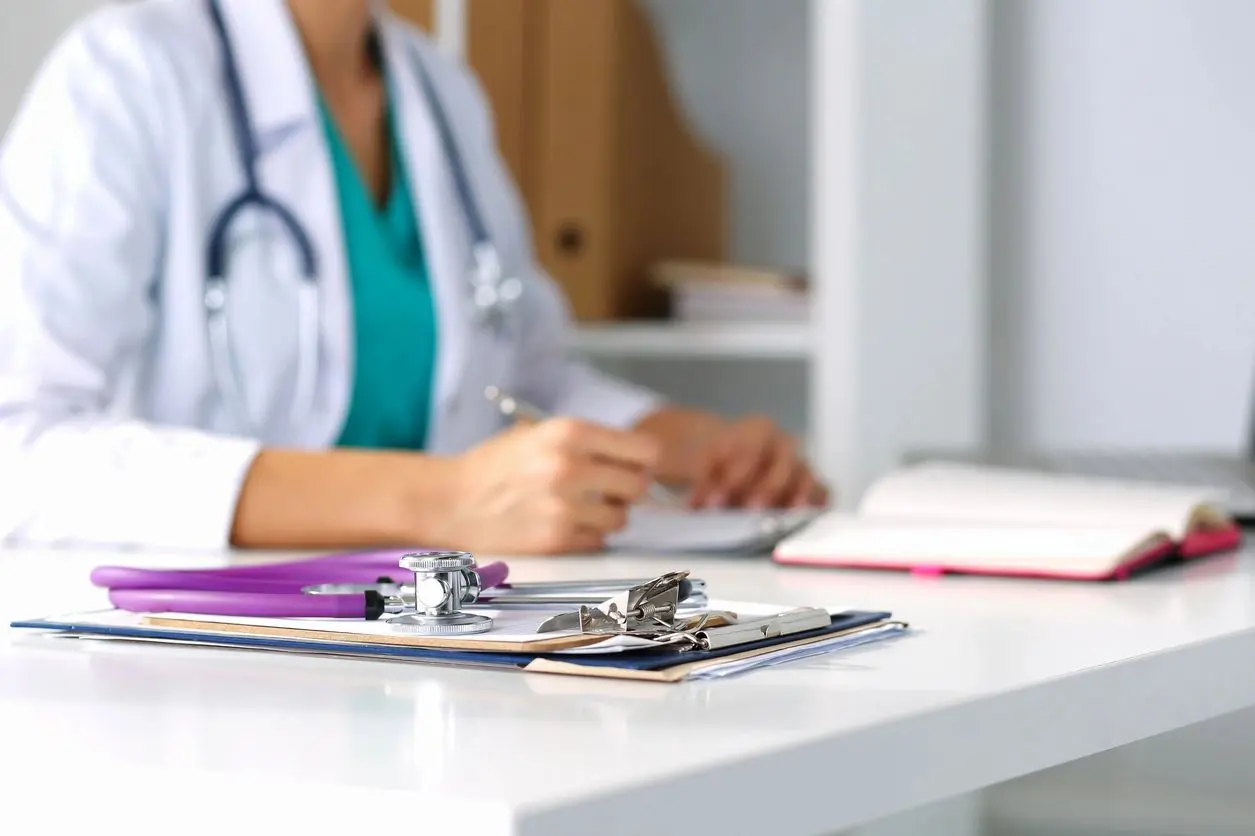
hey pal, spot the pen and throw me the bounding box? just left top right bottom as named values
left=483, top=385, right=547, bottom=423
left=483, top=385, right=685, bottom=506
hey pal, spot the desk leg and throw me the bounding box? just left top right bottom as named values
left=837, top=792, right=985, bottom=836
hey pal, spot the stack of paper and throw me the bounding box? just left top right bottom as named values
left=649, top=259, right=809, bottom=323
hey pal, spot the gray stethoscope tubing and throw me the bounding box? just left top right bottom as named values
left=203, top=0, right=522, bottom=435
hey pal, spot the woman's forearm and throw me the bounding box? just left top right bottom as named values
left=228, top=448, right=457, bottom=549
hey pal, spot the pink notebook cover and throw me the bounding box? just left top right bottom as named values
left=772, top=524, right=1244, bottom=582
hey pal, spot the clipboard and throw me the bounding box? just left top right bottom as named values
left=10, top=607, right=907, bottom=683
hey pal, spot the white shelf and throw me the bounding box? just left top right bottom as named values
left=567, top=321, right=811, bottom=359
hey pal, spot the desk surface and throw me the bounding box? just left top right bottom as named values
left=6, top=546, right=1255, bottom=836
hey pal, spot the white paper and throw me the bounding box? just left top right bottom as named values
left=607, top=506, right=820, bottom=553
left=149, top=607, right=568, bottom=646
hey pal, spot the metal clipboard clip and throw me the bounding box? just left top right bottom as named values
left=535, top=570, right=833, bottom=651
left=536, top=571, right=693, bottom=636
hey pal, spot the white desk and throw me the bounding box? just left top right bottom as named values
left=5, top=545, right=1255, bottom=836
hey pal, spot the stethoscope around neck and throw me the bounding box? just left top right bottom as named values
left=202, top=0, right=523, bottom=436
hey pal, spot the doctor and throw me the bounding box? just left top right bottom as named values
left=0, top=0, right=827, bottom=555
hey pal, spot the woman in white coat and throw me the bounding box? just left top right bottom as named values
left=0, top=0, right=827, bottom=554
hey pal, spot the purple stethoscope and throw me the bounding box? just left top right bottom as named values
left=92, top=549, right=709, bottom=637
left=93, top=550, right=511, bottom=635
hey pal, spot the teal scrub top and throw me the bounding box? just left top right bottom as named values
left=319, top=91, right=438, bottom=450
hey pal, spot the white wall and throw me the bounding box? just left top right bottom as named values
left=0, top=1, right=103, bottom=133
left=990, top=0, right=1255, bottom=453
left=989, top=1, right=1255, bottom=833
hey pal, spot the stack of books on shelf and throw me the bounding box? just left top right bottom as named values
left=649, top=260, right=808, bottom=324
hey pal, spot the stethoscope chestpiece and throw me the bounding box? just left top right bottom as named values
left=388, top=551, right=495, bottom=635
left=468, top=243, right=523, bottom=333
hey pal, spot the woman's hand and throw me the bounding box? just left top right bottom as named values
left=435, top=418, right=661, bottom=555
left=687, top=416, right=829, bottom=510
left=228, top=413, right=824, bottom=554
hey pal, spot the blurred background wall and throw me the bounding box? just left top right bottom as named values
left=990, top=0, right=1255, bottom=456
left=0, top=1, right=100, bottom=127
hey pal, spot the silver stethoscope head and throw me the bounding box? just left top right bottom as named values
left=388, top=551, right=495, bottom=635
left=472, top=278, right=523, bottom=318
left=469, top=242, right=523, bottom=327
left=301, top=551, right=495, bottom=634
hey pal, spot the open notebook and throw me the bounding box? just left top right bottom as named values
left=772, top=462, right=1243, bottom=580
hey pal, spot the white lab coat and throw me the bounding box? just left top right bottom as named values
left=0, top=0, right=661, bottom=549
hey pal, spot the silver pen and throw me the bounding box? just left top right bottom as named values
left=483, top=385, right=685, bottom=505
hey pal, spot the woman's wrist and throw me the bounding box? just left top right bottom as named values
left=375, top=450, right=466, bottom=547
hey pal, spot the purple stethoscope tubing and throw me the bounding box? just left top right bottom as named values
left=93, top=550, right=510, bottom=620
left=92, top=548, right=424, bottom=590
left=107, top=588, right=379, bottom=619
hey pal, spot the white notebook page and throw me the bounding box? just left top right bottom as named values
left=857, top=463, right=1225, bottom=541
left=773, top=513, right=1163, bottom=574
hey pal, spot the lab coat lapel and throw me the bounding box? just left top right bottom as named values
left=213, top=0, right=353, bottom=445
left=375, top=20, right=473, bottom=422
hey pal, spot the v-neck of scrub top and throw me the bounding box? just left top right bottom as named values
left=319, top=90, right=438, bottom=451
